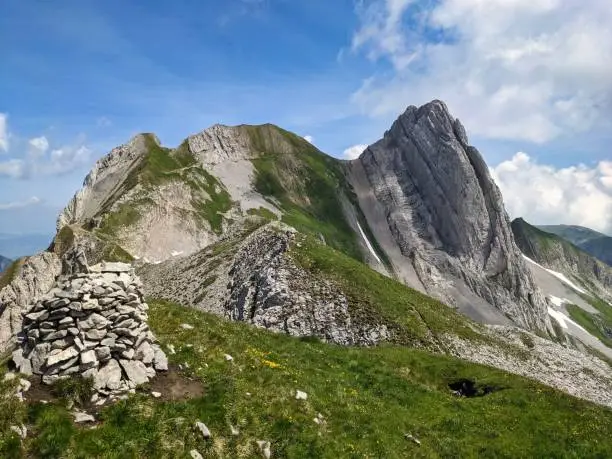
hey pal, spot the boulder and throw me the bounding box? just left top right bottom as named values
left=12, top=349, right=32, bottom=375
left=80, top=350, right=98, bottom=367
left=119, top=360, right=149, bottom=385
left=153, top=345, right=168, bottom=371
left=73, top=411, right=95, bottom=423
left=94, top=359, right=122, bottom=390
left=135, top=341, right=154, bottom=364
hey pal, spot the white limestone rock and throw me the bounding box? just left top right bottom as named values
left=94, top=359, right=122, bottom=390
left=195, top=421, right=211, bottom=439
left=46, top=347, right=79, bottom=367
left=73, top=411, right=96, bottom=423
left=119, top=360, right=149, bottom=385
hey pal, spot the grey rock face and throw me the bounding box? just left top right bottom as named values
left=57, top=134, right=153, bottom=231
left=141, top=223, right=391, bottom=346
left=348, top=100, right=550, bottom=332
left=0, top=252, right=62, bottom=353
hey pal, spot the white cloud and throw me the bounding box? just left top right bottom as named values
left=0, top=159, right=25, bottom=179
left=350, top=0, right=612, bottom=143
left=28, top=136, right=49, bottom=156
left=303, top=135, right=314, bottom=144
left=491, top=152, right=612, bottom=233
left=343, top=144, right=368, bottom=159
left=0, top=114, right=9, bottom=152
left=0, top=140, right=92, bottom=179
left=0, top=196, right=41, bottom=211
left=45, top=145, right=92, bottom=175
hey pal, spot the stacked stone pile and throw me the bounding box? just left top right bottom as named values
left=11, top=262, right=168, bottom=394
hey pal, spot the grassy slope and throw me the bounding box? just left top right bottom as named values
left=2, top=301, right=611, bottom=458
left=511, top=218, right=581, bottom=260
left=513, top=219, right=612, bottom=349
left=0, top=258, right=24, bottom=291
left=248, top=125, right=367, bottom=262
left=512, top=218, right=612, bottom=295
left=567, top=295, right=612, bottom=348
left=97, top=135, right=233, bottom=237
left=290, top=235, right=484, bottom=348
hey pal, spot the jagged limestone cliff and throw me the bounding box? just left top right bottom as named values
left=348, top=101, right=550, bottom=331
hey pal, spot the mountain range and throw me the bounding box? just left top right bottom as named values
left=1, top=100, right=611, bottom=456
left=56, top=101, right=549, bottom=332
left=539, top=224, right=612, bottom=267
left=0, top=255, right=11, bottom=273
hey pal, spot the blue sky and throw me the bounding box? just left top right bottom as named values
left=1, top=0, right=611, bottom=248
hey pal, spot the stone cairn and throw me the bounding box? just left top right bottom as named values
left=11, top=262, right=168, bottom=395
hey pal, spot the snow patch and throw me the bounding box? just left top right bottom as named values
left=171, top=250, right=184, bottom=257
left=547, top=307, right=588, bottom=333
left=548, top=295, right=568, bottom=307
left=548, top=307, right=570, bottom=329
left=522, top=255, right=588, bottom=295
left=356, top=222, right=383, bottom=265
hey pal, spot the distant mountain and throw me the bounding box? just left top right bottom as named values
left=0, top=233, right=53, bottom=259
left=0, top=255, right=11, bottom=273
left=513, top=218, right=612, bottom=302
left=539, top=224, right=612, bottom=266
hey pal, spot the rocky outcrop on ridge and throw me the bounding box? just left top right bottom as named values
left=11, top=262, right=167, bottom=394
left=140, top=222, right=391, bottom=346
left=57, top=134, right=153, bottom=232
left=0, top=253, right=62, bottom=353
left=347, top=100, right=551, bottom=332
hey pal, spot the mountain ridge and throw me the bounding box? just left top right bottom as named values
left=1, top=100, right=612, bottom=457
left=512, top=218, right=612, bottom=303
left=53, top=101, right=551, bottom=334
left=539, top=224, right=612, bottom=267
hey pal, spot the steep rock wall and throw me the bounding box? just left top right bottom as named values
left=348, top=101, right=550, bottom=331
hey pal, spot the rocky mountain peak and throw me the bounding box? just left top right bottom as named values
left=349, top=100, right=551, bottom=331
left=187, top=122, right=305, bottom=167
left=57, top=133, right=157, bottom=231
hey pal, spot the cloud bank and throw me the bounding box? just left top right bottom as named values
left=351, top=0, right=612, bottom=143
left=492, top=153, right=612, bottom=234
left=0, top=117, right=92, bottom=179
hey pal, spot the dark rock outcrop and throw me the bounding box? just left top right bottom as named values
left=348, top=100, right=550, bottom=331
left=140, top=222, right=391, bottom=346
